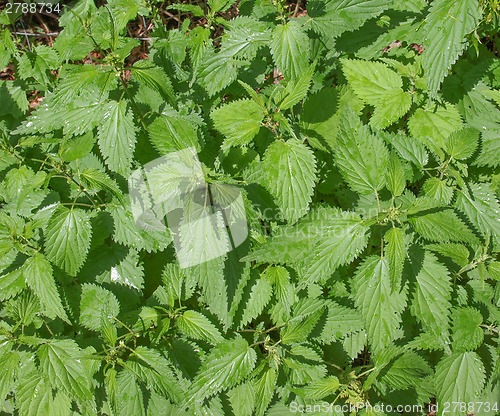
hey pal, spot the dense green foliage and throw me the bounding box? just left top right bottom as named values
left=0, top=0, right=500, bottom=415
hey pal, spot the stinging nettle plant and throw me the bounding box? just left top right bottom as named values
left=0, top=0, right=499, bottom=415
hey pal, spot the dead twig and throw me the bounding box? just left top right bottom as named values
left=34, top=13, right=54, bottom=46
left=12, top=31, right=60, bottom=36
left=293, top=0, right=301, bottom=17
left=19, top=19, right=32, bottom=51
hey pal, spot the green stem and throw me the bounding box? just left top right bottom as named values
left=355, top=367, right=376, bottom=379
left=265, top=322, right=286, bottom=333
left=374, top=189, right=384, bottom=257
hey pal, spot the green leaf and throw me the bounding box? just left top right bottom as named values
left=79, top=168, right=123, bottom=201
left=147, top=392, right=182, bottom=416
left=167, top=3, right=204, bottom=16
left=198, top=50, right=239, bottom=96
left=270, top=21, right=309, bottom=80
left=451, top=307, right=483, bottom=352
left=14, top=101, right=104, bottom=137
left=384, top=227, right=406, bottom=290
left=130, top=60, right=175, bottom=103
left=107, top=0, right=139, bottom=34
left=409, top=209, right=478, bottom=244
left=159, top=263, right=194, bottom=307
left=53, top=100, right=103, bottom=137
left=126, top=346, right=183, bottom=403
left=422, top=0, right=481, bottom=95
left=488, top=261, right=500, bottom=280
left=475, top=128, right=500, bottom=167
left=22, top=253, right=68, bottom=322
left=3, top=168, right=47, bottom=217
left=381, top=130, right=429, bottom=168
left=409, top=250, right=452, bottom=341
left=0, top=81, right=29, bottom=117
left=303, top=208, right=369, bottom=284
left=455, top=183, right=500, bottom=250
left=148, top=111, right=200, bottom=155
left=108, top=201, right=172, bottom=253
left=239, top=276, right=273, bottom=328
left=281, top=300, right=326, bottom=344
left=176, top=203, right=230, bottom=267
left=59, top=131, right=97, bottom=162
left=245, top=207, right=369, bottom=283
left=335, top=107, right=389, bottom=194
left=467, top=280, right=496, bottom=310
left=0, top=42, right=11, bottom=71
left=79, top=283, right=120, bottom=331
left=422, top=177, right=454, bottom=205
left=187, top=26, right=211, bottom=73
left=445, top=127, right=479, bottom=160
left=254, top=366, right=277, bottom=416
left=116, top=369, right=146, bottom=416
left=435, top=352, right=486, bottom=412
left=318, top=302, right=364, bottom=342
left=53, top=16, right=94, bottom=62
left=299, top=87, right=346, bottom=152
left=238, top=80, right=266, bottom=111
left=308, top=0, right=389, bottom=37
left=208, top=0, right=236, bottom=12
left=221, top=16, right=270, bottom=60
left=51, top=64, right=104, bottom=106
left=189, top=336, right=257, bottom=401
left=0, top=344, right=19, bottom=402
left=408, top=103, right=463, bottom=154
left=263, top=266, right=295, bottom=315
left=301, top=376, right=340, bottom=400
left=3, top=165, right=34, bottom=200
left=155, top=28, right=187, bottom=66
left=341, top=58, right=411, bottom=128
left=260, top=139, right=317, bottom=224
left=458, top=83, right=500, bottom=130
left=97, top=100, right=138, bottom=176
left=274, top=63, right=315, bottom=111
left=4, top=291, right=40, bottom=327
left=425, top=243, right=470, bottom=267
left=211, top=99, right=266, bottom=152
left=17, top=46, right=58, bottom=86
left=0, top=265, right=25, bottom=301
left=228, top=382, right=255, bottom=416
left=44, top=206, right=92, bottom=276
left=16, top=372, right=54, bottom=416
left=386, top=151, right=405, bottom=197
left=37, top=339, right=92, bottom=401
left=352, top=256, right=405, bottom=352
left=282, top=344, right=326, bottom=384
left=381, top=350, right=432, bottom=390
left=404, top=196, right=443, bottom=217
left=187, top=257, right=231, bottom=328
left=82, top=244, right=144, bottom=290
left=177, top=310, right=223, bottom=344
